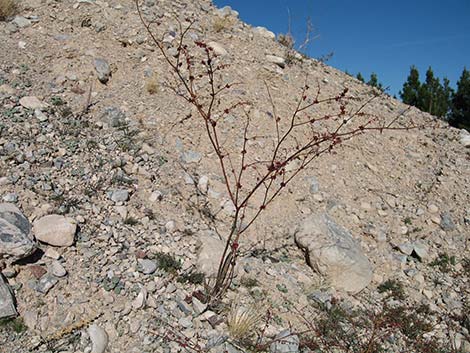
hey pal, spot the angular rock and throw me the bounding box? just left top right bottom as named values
left=19, top=96, right=47, bottom=110
left=192, top=296, right=207, bottom=315
left=132, top=288, right=147, bottom=309
left=137, top=259, right=157, bottom=274
left=295, top=213, right=373, bottom=293
left=34, top=274, right=58, bottom=294
left=440, top=212, right=456, bottom=231
left=397, top=242, right=414, bottom=255
left=13, top=16, right=31, bottom=28
left=181, top=150, right=202, bottom=163
left=33, top=215, right=76, bottom=247
left=0, top=275, right=17, bottom=319
left=266, top=55, right=286, bottom=68
left=198, top=175, right=209, bottom=193
left=308, top=176, right=319, bottom=194
left=29, top=265, right=46, bottom=279
left=460, top=129, right=470, bottom=148
left=0, top=203, right=36, bottom=260
left=270, top=330, right=299, bottom=353
left=2, top=193, right=18, bottom=203
left=109, top=189, right=129, bottom=203
left=89, top=324, right=109, bottom=353
left=196, top=234, right=225, bottom=277
left=94, top=58, right=111, bottom=84
left=412, top=242, right=428, bottom=260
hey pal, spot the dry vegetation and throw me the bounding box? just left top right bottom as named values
left=0, top=0, right=17, bottom=21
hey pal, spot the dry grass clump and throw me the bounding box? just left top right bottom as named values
left=145, top=75, right=158, bottom=94
left=212, top=15, right=236, bottom=33
left=0, top=0, right=17, bottom=21
left=277, top=33, right=294, bottom=49
left=226, top=303, right=262, bottom=340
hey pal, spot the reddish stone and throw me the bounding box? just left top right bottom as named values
left=135, top=250, right=146, bottom=259
left=29, top=265, right=46, bottom=279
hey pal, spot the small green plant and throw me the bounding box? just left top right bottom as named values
left=154, top=252, right=181, bottom=274
left=50, top=96, right=65, bottom=106
left=403, top=216, right=412, bottom=225
left=462, top=258, right=470, bottom=278
left=240, top=277, right=259, bottom=288
left=0, top=317, right=27, bottom=334
left=378, top=279, right=406, bottom=300
left=430, top=253, right=456, bottom=272
left=0, top=0, right=17, bottom=21
left=177, top=271, right=205, bottom=285
left=124, top=217, right=138, bottom=226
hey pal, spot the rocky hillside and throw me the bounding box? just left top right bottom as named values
left=0, top=0, right=469, bottom=352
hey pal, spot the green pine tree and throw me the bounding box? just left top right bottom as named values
left=449, top=67, right=470, bottom=130
left=400, top=66, right=421, bottom=107
left=436, top=77, right=454, bottom=118
left=420, top=67, right=444, bottom=116
left=356, top=72, right=365, bottom=83
left=367, top=73, right=383, bottom=91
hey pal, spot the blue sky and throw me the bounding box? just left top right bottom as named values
left=212, top=0, right=470, bottom=97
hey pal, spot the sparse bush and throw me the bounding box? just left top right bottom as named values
left=0, top=0, right=17, bottom=21
left=124, top=216, right=138, bottom=226
left=0, top=317, right=27, bottom=334
left=378, top=279, right=406, bottom=300
left=177, top=271, right=205, bottom=285
left=136, top=1, right=430, bottom=304
left=277, top=33, right=294, bottom=49
left=154, top=252, right=181, bottom=274
left=212, top=15, right=236, bottom=32
left=430, top=253, right=456, bottom=272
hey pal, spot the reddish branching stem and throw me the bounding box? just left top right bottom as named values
left=136, top=0, right=431, bottom=301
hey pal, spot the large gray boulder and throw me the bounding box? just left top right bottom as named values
left=0, top=274, right=17, bottom=319
left=294, top=214, right=373, bottom=294
left=0, top=203, right=36, bottom=260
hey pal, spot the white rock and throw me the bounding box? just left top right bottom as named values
left=33, top=215, right=76, bottom=247
left=165, top=220, right=175, bottom=233
left=252, top=26, right=275, bottom=40
left=132, top=288, right=147, bottom=309
left=44, top=248, right=61, bottom=260
left=198, top=175, right=209, bottom=193
left=50, top=260, right=67, bottom=277
left=196, top=234, right=225, bottom=277
left=266, top=55, right=285, bottom=68
left=460, top=129, right=470, bottom=147
left=295, top=213, right=373, bottom=294
left=207, top=41, right=227, bottom=56
left=88, top=324, right=108, bottom=353
left=19, top=96, right=47, bottom=110
left=149, top=191, right=162, bottom=202
left=114, top=206, right=128, bottom=219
